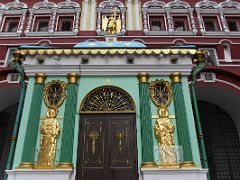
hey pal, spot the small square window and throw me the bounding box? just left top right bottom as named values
left=2, top=17, right=20, bottom=32
left=57, top=16, right=74, bottom=32
left=37, top=21, right=49, bottom=31
left=175, top=21, right=185, bottom=31
left=149, top=16, right=165, bottom=31
left=60, top=21, right=72, bottom=31
left=226, top=17, right=240, bottom=31
left=7, top=21, right=18, bottom=32
left=205, top=21, right=216, bottom=31
left=173, top=16, right=189, bottom=31
left=203, top=17, right=220, bottom=31
left=151, top=21, right=161, bottom=31
left=34, top=17, right=50, bottom=32
left=227, top=21, right=238, bottom=31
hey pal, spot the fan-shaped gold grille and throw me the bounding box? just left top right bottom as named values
left=80, top=86, right=135, bottom=113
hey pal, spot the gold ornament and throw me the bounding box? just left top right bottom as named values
left=102, top=8, right=121, bottom=34
left=36, top=108, right=60, bottom=168
left=150, top=79, right=172, bottom=108
left=44, top=80, right=66, bottom=109
left=154, top=107, right=178, bottom=167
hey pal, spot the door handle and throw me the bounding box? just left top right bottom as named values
left=115, top=131, right=125, bottom=154
left=89, top=131, right=99, bottom=155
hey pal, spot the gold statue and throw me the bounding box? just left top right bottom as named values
left=102, top=10, right=121, bottom=34
left=154, top=107, right=177, bottom=167
left=36, top=108, right=60, bottom=168
left=107, top=14, right=117, bottom=34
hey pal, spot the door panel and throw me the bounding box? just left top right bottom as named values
left=82, top=117, right=104, bottom=168
left=76, top=114, right=138, bottom=180
left=109, top=117, right=132, bottom=169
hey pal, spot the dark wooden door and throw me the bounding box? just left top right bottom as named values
left=76, top=114, right=138, bottom=180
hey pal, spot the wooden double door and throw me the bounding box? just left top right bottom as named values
left=76, top=114, right=138, bottom=180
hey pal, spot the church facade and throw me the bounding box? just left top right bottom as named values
left=0, top=0, right=239, bottom=180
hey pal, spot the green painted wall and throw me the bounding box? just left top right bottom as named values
left=13, top=76, right=68, bottom=168
left=13, top=74, right=201, bottom=170
left=13, top=77, right=35, bottom=168
left=149, top=76, right=201, bottom=167
left=182, top=77, right=201, bottom=166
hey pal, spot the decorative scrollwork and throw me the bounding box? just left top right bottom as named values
left=44, top=80, right=66, bottom=108
left=80, top=86, right=135, bottom=113
left=150, top=79, right=172, bottom=107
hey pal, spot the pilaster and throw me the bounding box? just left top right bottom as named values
left=18, top=73, right=46, bottom=169
left=170, top=72, right=195, bottom=168
left=58, top=73, right=79, bottom=169
left=137, top=72, right=156, bottom=168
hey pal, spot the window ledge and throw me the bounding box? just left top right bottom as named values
left=201, top=31, right=226, bottom=36
left=27, top=31, right=51, bottom=37
left=96, top=30, right=125, bottom=36
left=0, top=32, right=20, bottom=36
left=144, top=31, right=195, bottom=36
left=172, top=31, right=195, bottom=36
left=145, top=31, right=169, bottom=36
left=227, top=32, right=240, bottom=36
left=52, top=31, right=77, bottom=36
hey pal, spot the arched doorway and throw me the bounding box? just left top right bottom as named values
left=0, top=103, right=19, bottom=179
left=76, top=86, right=138, bottom=180
left=198, top=101, right=240, bottom=180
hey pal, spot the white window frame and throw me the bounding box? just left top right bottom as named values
left=147, top=14, right=167, bottom=31
left=31, top=15, right=51, bottom=32
left=55, top=14, right=75, bottom=32
left=171, top=14, right=191, bottom=31
left=0, top=15, right=21, bottom=32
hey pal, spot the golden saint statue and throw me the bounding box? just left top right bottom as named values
left=102, top=12, right=121, bottom=34
left=107, top=14, right=117, bottom=34
left=36, top=108, right=60, bottom=168
left=154, top=107, right=177, bottom=167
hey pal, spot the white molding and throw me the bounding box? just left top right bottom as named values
left=6, top=169, right=73, bottom=180
left=192, top=78, right=240, bottom=90
left=4, top=0, right=27, bottom=10
left=143, top=0, right=166, bottom=8
left=0, top=80, right=8, bottom=84
left=140, top=168, right=208, bottom=180
left=23, top=64, right=193, bottom=76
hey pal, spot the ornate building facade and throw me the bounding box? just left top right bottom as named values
left=0, top=0, right=239, bottom=180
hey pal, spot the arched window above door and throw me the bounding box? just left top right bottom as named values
left=80, top=86, right=135, bottom=113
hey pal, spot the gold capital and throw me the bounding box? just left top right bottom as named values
left=170, top=72, right=182, bottom=83
left=13, top=49, right=24, bottom=61
left=197, top=50, right=205, bottom=62
left=137, top=72, right=149, bottom=83
left=35, top=73, right=46, bottom=84
left=67, top=73, right=79, bottom=84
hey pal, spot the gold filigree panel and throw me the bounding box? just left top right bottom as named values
left=80, top=86, right=135, bottom=113
left=150, top=79, right=172, bottom=108
left=44, top=80, right=66, bottom=108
